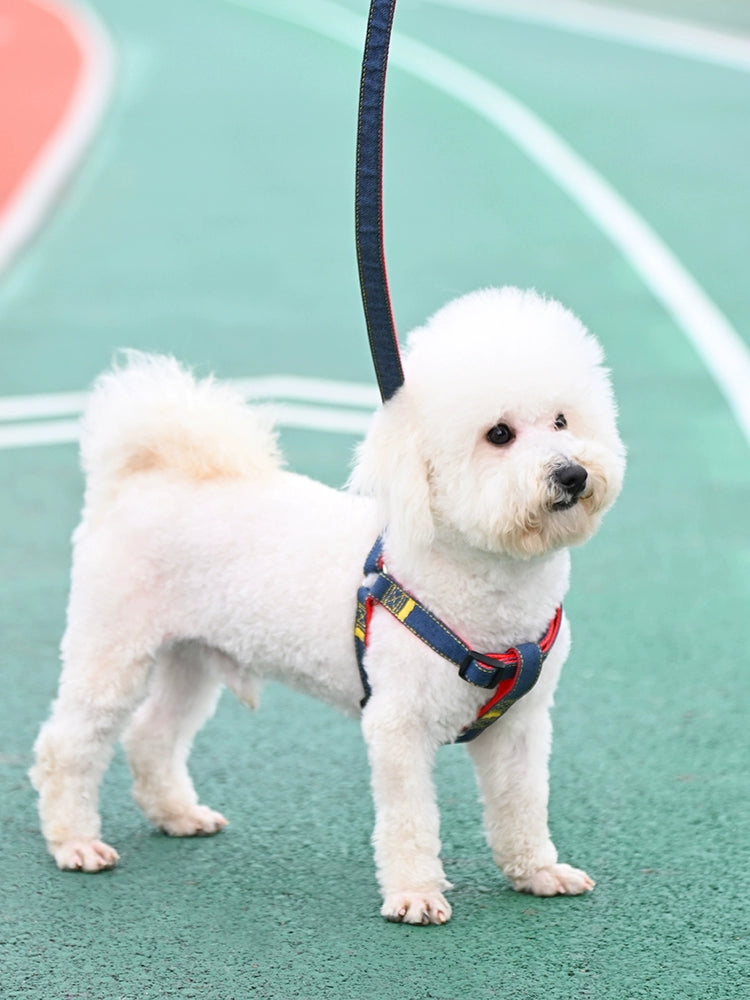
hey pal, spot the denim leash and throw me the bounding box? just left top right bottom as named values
left=356, top=0, right=404, bottom=402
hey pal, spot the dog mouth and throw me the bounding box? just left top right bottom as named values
left=551, top=496, right=580, bottom=512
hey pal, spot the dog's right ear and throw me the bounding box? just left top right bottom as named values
left=349, top=392, right=435, bottom=551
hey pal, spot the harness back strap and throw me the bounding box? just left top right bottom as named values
left=354, top=537, right=562, bottom=742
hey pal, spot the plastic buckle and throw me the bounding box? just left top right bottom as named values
left=458, top=650, right=517, bottom=688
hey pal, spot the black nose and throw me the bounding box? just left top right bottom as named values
left=553, top=463, right=588, bottom=497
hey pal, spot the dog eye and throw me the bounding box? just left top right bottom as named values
left=486, top=423, right=514, bottom=446
left=554, top=413, right=567, bottom=430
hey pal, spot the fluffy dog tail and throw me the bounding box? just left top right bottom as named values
left=79, top=352, right=282, bottom=508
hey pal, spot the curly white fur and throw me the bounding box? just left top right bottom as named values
left=30, top=287, right=625, bottom=924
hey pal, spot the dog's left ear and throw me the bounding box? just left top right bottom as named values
left=349, top=391, right=435, bottom=551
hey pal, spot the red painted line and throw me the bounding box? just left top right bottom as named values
left=0, top=0, right=113, bottom=271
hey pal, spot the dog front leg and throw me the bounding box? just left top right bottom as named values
left=467, top=706, right=594, bottom=896
left=362, top=706, right=452, bottom=924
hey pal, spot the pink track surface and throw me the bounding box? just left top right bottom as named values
left=0, top=0, right=83, bottom=214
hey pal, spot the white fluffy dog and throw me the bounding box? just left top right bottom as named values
left=30, top=287, right=625, bottom=924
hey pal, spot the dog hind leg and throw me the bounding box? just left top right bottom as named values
left=30, top=651, right=153, bottom=872
left=122, top=641, right=227, bottom=837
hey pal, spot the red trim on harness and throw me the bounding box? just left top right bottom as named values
left=363, top=595, right=375, bottom=649
left=472, top=606, right=563, bottom=718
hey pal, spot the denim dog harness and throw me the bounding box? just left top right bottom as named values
left=354, top=537, right=562, bottom=743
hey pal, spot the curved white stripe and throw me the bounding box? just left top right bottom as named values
left=0, top=0, right=115, bottom=274
left=425, top=0, right=750, bottom=73
left=230, top=0, right=750, bottom=447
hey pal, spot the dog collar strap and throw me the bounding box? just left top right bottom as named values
left=354, top=537, right=562, bottom=742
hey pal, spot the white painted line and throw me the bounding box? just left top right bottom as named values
left=0, top=0, right=116, bottom=274
left=227, top=375, right=379, bottom=408
left=0, top=375, right=377, bottom=424
left=0, top=376, right=376, bottom=449
left=425, top=0, right=750, bottom=74
left=0, top=391, right=90, bottom=422
left=231, top=0, right=750, bottom=447
left=0, top=419, right=82, bottom=449
left=0, top=405, right=373, bottom=450
left=269, top=402, right=373, bottom=435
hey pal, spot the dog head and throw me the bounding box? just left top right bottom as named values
left=351, top=287, right=626, bottom=560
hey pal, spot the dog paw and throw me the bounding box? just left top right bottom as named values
left=381, top=892, right=452, bottom=925
left=159, top=805, right=228, bottom=837
left=511, top=863, right=595, bottom=896
left=53, top=839, right=120, bottom=872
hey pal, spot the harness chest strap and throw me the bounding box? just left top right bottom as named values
left=354, top=537, right=562, bottom=743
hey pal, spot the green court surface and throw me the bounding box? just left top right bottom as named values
left=1, top=1, right=748, bottom=997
